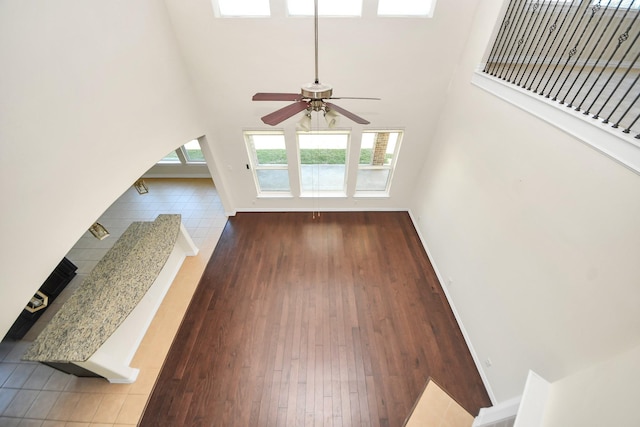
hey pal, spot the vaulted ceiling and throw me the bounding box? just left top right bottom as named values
left=161, top=0, right=484, bottom=204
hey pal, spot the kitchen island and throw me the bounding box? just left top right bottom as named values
left=23, top=214, right=198, bottom=383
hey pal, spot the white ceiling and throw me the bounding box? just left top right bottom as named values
left=165, top=0, right=480, bottom=123
left=162, top=0, right=484, bottom=199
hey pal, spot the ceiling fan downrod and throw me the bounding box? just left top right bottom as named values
left=303, top=0, right=332, bottom=101
left=251, top=0, right=378, bottom=126
left=314, top=0, right=319, bottom=85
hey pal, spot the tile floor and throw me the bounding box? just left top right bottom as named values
left=0, top=178, right=476, bottom=427
left=0, top=178, right=225, bottom=426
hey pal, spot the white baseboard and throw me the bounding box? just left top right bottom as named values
left=142, top=173, right=212, bottom=178
left=407, top=209, right=497, bottom=405
left=473, top=396, right=520, bottom=426
left=234, top=207, right=407, bottom=213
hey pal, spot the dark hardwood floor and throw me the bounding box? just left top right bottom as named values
left=140, top=212, right=490, bottom=426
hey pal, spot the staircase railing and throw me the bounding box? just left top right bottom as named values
left=483, top=0, right=640, bottom=138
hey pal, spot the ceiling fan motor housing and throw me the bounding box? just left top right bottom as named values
left=301, top=82, right=333, bottom=100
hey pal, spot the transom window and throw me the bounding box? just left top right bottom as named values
left=212, top=0, right=437, bottom=17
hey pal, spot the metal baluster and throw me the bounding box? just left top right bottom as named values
left=488, top=0, right=525, bottom=77
left=602, top=50, right=640, bottom=126
left=505, top=0, right=542, bottom=83
left=516, top=0, right=557, bottom=87
left=485, top=0, right=520, bottom=75
left=558, top=0, right=614, bottom=106
left=547, top=1, right=599, bottom=101
left=580, top=9, right=640, bottom=115
left=497, top=0, right=530, bottom=80
left=570, top=2, right=636, bottom=111
left=529, top=2, right=575, bottom=92
left=619, top=88, right=640, bottom=135
left=589, top=19, right=640, bottom=119
left=537, top=1, right=585, bottom=96
left=483, top=0, right=640, bottom=139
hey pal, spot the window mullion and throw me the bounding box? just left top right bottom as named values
left=346, top=128, right=362, bottom=197
left=176, top=148, right=188, bottom=164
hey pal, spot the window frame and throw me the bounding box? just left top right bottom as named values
left=158, top=140, right=205, bottom=165
left=354, top=130, right=403, bottom=196
left=296, top=130, right=351, bottom=197
left=244, top=131, right=292, bottom=196
left=182, top=139, right=206, bottom=164
left=158, top=150, right=182, bottom=164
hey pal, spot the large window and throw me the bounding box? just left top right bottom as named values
left=356, top=131, right=402, bottom=193
left=159, top=151, right=180, bottom=163
left=245, top=132, right=291, bottom=193
left=243, top=130, right=402, bottom=197
left=183, top=139, right=205, bottom=163
left=158, top=140, right=205, bottom=164
left=298, top=132, right=349, bottom=194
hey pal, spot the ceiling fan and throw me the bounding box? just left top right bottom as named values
left=252, top=0, right=379, bottom=127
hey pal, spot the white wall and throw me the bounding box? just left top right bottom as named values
left=542, top=343, right=640, bottom=427
left=0, top=0, right=204, bottom=338
left=143, top=163, right=211, bottom=178
left=411, top=0, right=640, bottom=403
left=161, top=0, right=482, bottom=213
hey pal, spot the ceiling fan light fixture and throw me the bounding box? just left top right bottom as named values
left=324, top=109, right=339, bottom=128
left=297, top=112, right=312, bottom=132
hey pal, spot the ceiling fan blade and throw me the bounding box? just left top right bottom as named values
left=253, top=93, right=302, bottom=101
left=261, top=101, right=309, bottom=126
left=325, top=102, right=370, bottom=125
left=328, top=97, right=381, bottom=100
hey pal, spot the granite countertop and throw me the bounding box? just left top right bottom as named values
left=23, top=214, right=181, bottom=362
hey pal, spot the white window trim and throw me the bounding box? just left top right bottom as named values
left=182, top=143, right=206, bottom=164
left=353, top=130, right=403, bottom=196
left=245, top=131, right=292, bottom=196
left=297, top=130, right=350, bottom=197
left=354, top=165, right=393, bottom=195
left=157, top=156, right=181, bottom=165
left=472, top=68, right=640, bottom=175
left=157, top=146, right=188, bottom=164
